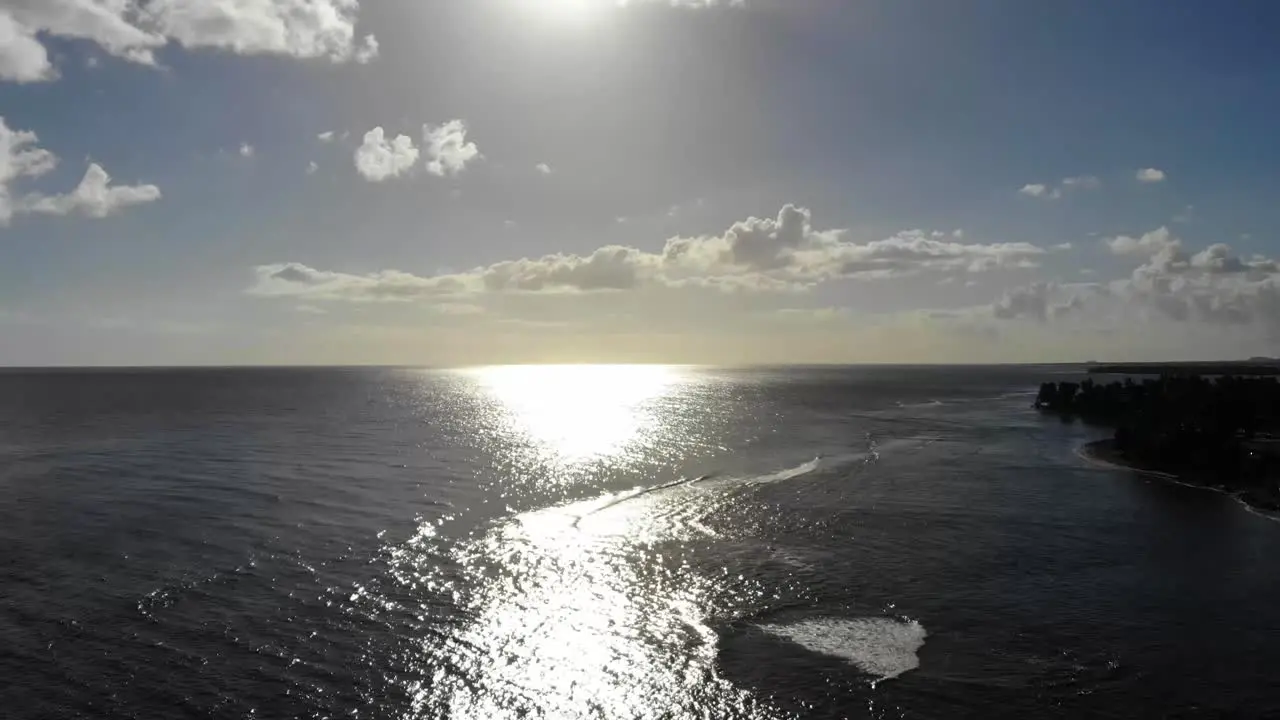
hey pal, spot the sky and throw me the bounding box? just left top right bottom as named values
left=2, top=0, right=1280, bottom=366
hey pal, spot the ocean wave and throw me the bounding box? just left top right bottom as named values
left=896, top=399, right=944, bottom=409
left=757, top=616, right=927, bottom=685
left=744, top=456, right=822, bottom=486
left=569, top=457, right=826, bottom=527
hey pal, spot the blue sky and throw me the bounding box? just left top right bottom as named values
left=2, top=0, right=1280, bottom=365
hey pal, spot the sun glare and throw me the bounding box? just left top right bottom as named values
left=468, top=364, right=679, bottom=464
left=517, top=0, right=611, bottom=26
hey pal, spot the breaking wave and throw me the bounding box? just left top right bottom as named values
left=757, top=617, right=927, bottom=684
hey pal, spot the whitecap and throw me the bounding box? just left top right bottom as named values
left=747, top=456, right=821, bottom=485
left=757, top=617, right=927, bottom=684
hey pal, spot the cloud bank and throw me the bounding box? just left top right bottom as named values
left=249, top=204, right=1048, bottom=301
left=988, top=227, right=1280, bottom=336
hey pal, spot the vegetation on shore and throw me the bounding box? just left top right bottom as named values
left=1036, top=375, right=1280, bottom=509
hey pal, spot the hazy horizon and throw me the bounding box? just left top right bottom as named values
left=4, top=1, right=1280, bottom=366
left=2, top=357, right=1275, bottom=372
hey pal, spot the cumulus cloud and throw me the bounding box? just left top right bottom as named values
left=1021, top=225, right=1280, bottom=334
left=249, top=204, right=1051, bottom=302
left=354, top=127, right=418, bottom=182
left=424, top=120, right=481, bottom=177
left=352, top=33, right=378, bottom=63
left=536, top=162, right=552, bottom=175
left=1, top=116, right=158, bottom=223
left=991, top=282, right=1087, bottom=322
left=239, top=142, right=254, bottom=158
left=317, top=131, right=335, bottom=142
left=1105, top=226, right=1179, bottom=257
left=21, top=163, right=161, bottom=218
left=147, top=0, right=377, bottom=61
left=993, top=283, right=1050, bottom=321
left=0, top=0, right=376, bottom=83
left=306, top=160, right=319, bottom=175
left=1136, top=168, right=1167, bottom=183
left=663, top=208, right=1042, bottom=281
left=0, top=10, right=57, bottom=82
left=0, top=115, right=57, bottom=222
left=1018, top=175, right=1100, bottom=200
left=1125, top=241, right=1280, bottom=329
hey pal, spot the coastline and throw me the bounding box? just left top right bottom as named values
left=1078, top=439, right=1280, bottom=517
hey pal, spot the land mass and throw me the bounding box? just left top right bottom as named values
left=1088, top=361, right=1280, bottom=376
left=1037, top=375, right=1280, bottom=512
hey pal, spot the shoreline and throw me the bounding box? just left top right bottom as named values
left=1078, top=439, right=1280, bottom=518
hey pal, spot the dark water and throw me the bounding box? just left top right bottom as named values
left=3, top=365, right=1280, bottom=719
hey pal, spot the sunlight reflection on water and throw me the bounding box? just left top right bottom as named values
left=388, top=488, right=775, bottom=719
left=465, top=364, right=682, bottom=465
left=379, top=366, right=776, bottom=718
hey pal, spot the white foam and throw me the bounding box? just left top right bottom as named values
left=757, top=617, right=927, bottom=683
left=747, top=456, right=821, bottom=485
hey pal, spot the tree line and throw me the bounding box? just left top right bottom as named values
left=1036, top=375, right=1280, bottom=497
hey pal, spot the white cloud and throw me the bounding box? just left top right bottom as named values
left=1, top=116, right=158, bottom=223
left=536, top=162, right=552, bottom=175
left=0, top=115, right=57, bottom=222
left=250, top=262, right=478, bottom=300
left=354, top=127, right=419, bottom=182
left=1018, top=175, right=1100, bottom=200
left=991, top=282, right=1089, bottom=322
left=142, top=0, right=377, bottom=62
left=239, top=142, right=254, bottom=158
left=249, top=205, right=1051, bottom=302
left=1015, top=227, right=1280, bottom=334
left=423, top=120, right=481, bottom=177
left=317, top=131, right=335, bottom=142
left=0, top=0, right=376, bottom=83
left=1104, top=226, right=1179, bottom=257
left=1052, top=242, right=1073, bottom=251
left=1136, top=167, right=1167, bottom=183
left=1121, top=239, right=1280, bottom=328
left=0, top=10, right=56, bottom=82
left=0, top=2, right=164, bottom=82
left=352, top=32, right=378, bottom=63
left=21, top=163, right=161, bottom=218
left=306, top=160, right=319, bottom=175
left=993, top=282, right=1053, bottom=321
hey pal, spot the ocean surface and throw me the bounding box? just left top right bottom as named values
left=4, top=365, right=1280, bottom=719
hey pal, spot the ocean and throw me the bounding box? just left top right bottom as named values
left=3, top=365, right=1280, bottom=719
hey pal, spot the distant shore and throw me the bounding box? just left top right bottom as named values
left=1079, top=439, right=1280, bottom=514
left=1087, top=362, right=1280, bottom=376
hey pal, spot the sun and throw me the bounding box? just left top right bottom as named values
left=518, top=0, right=611, bottom=26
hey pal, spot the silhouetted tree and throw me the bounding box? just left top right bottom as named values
left=1037, top=374, right=1280, bottom=494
